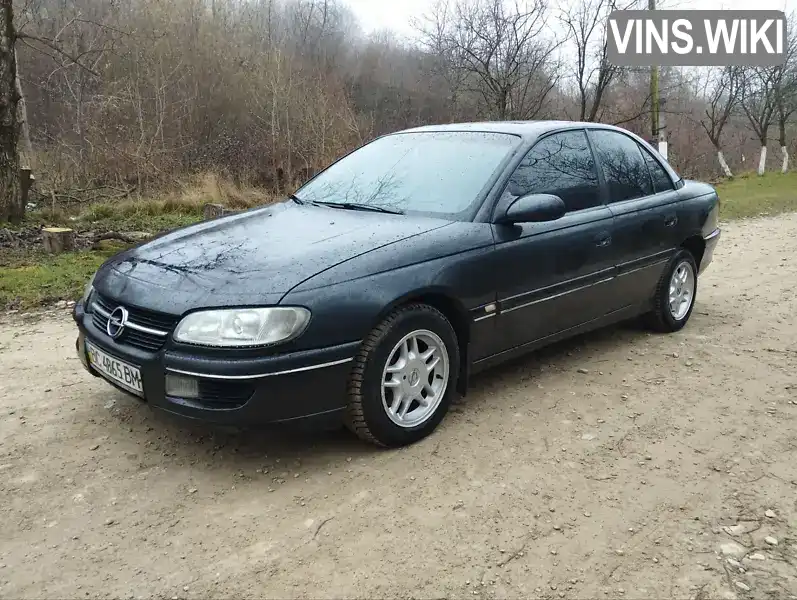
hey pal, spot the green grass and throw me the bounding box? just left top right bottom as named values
left=0, top=174, right=280, bottom=309
left=0, top=203, right=195, bottom=308
left=0, top=197, right=202, bottom=309
left=0, top=192, right=257, bottom=310
left=0, top=246, right=124, bottom=309
left=715, top=171, right=797, bottom=220
left=77, top=197, right=209, bottom=231
left=25, top=198, right=206, bottom=233
left=78, top=210, right=202, bottom=233
left=2, top=199, right=204, bottom=233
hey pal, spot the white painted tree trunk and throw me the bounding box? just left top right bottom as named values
left=717, top=150, right=733, bottom=178
left=757, top=146, right=767, bottom=176
left=781, top=146, right=789, bottom=173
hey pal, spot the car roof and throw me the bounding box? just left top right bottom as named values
left=395, top=120, right=637, bottom=140
left=391, top=119, right=683, bottom=185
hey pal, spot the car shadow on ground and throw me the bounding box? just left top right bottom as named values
left=98, top=318, right=654, bottom=475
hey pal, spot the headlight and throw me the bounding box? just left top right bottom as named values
left=173, top=307, right=311, bottom=347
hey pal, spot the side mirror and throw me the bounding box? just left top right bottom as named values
left=496, top=193, right=567, bottom=225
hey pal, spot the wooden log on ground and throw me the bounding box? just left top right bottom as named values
left=203, top=203, right=245, bottom=220
left=91, top=231, right=146, bottom=250
left=203, top=203, right=226, bottom=219
left=42, top=227, right=76, bottom=254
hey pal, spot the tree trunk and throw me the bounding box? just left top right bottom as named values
left=717, top=150, right=733, bottom=178
left=781, top=146, right=789, bottom=174
left=757, top=144, right=767, bottom=176
left=14, top=51, right=31, bottom=169
left=496, top=89, right=508, bottom=120
left=0, top=0, right=21, bottom=224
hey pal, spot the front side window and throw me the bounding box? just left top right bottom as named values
left=507, top=130, right=601, bottom=213
left=589, top=129, right=654, bottom=203
left=295, top=131, right=521, bottom=217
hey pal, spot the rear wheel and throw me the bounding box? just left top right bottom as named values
left=644, top=249, right=698, bottom=333
left=345, top=304, right=460, bottom=447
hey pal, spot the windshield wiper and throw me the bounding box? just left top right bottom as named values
left=289, top=194, right=304, bottom=205
left=313, top=201, right=404, bottom=215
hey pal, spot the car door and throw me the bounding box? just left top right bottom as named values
left=490, top=129, right=617, bottom=353
left=587, top=129, right=680, bottom=310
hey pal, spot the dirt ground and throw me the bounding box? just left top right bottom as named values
left=1, top=213, right=796, bottom=600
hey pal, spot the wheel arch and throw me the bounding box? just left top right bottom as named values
left=681, top=234, right=706, bottom=268
left=373, top=287, right=472, bottom=396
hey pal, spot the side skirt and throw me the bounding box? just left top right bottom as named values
left=468, top=304, right=646, bottom=377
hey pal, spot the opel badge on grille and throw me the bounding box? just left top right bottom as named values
left=107, top=306, right=129, bottom=339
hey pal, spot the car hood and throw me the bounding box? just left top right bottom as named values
left=96, top=201, right=452, bottom=313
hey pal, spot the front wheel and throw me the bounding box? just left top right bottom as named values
left=643, top=249, right=698, bottom=333
left=345, top=304, right=460, bottom=447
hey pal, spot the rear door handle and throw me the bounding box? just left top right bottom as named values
left=664, top=215, right=678, bottom=227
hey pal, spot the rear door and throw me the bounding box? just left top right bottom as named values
left=490, top=129, right=617, bottom=353
left=587, top=129, right=680, bottom=309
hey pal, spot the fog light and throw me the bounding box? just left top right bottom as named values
left=165, top=374, right=200, bottom=399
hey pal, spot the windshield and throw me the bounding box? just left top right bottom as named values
left=295, top=131, right=520, bottom=217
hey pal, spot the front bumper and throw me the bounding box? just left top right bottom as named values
left=699, top=227, right=721, bottom=274
left=74, top=302, right=358, bottom=428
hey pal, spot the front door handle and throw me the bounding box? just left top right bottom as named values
left=595, top=235, right=612, bottom=248
left=664, top=215, right=678, bottom=227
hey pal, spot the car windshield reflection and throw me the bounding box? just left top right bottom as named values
left=295, top=131, right=520, bottom=217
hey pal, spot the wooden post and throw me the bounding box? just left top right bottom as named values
left=42, top=227, right=75, bottom=254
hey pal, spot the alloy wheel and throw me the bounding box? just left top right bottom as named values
left=380, top=329, right=450, bottom=428
left=668, top=260, right=696, bottom=321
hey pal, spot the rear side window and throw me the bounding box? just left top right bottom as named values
left=589, top=129, right=653, bottom=202
left=507, top=130, right=600, bottom=212
left=638, top=144, right=675, bottom=193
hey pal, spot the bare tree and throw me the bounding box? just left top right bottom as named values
left=776, top=77, right=797, bottom=173
left=740, top=66, right=782, bottom=176
left=559, top=0, right=628, bottom=122
left=697, top=66, right=742, bottom=178
left=775, top=13, right=797, bottom=173
left=414, top=0, right=562, bottom=121
left=2, top=0, right=123, bottom=219
left=6, top=0, right=793, bottom=214
left=411, top=1, right=471, bottom=118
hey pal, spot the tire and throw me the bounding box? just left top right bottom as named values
left=345, top=303, right=460, bottom=448
left=643, top=248, right=698, bottom=333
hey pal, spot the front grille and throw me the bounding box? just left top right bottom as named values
left=91, top=293, right=179, bottom=353
left=195, top=380, right=255, bottom=409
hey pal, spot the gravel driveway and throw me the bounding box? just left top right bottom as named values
left=1, top=213, right=796, bottom=600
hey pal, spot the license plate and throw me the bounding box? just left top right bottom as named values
left=86, top=341, right=144, bottom=397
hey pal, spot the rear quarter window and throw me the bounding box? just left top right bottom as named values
left=589, top=129, right=654, bottom=202
left=638, top=143, right=675, bottom=193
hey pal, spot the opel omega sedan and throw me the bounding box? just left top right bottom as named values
left=73, top=120, right=721, bottom=447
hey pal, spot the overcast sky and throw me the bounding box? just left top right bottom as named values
left=341, top=0, right=796, bottom=39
